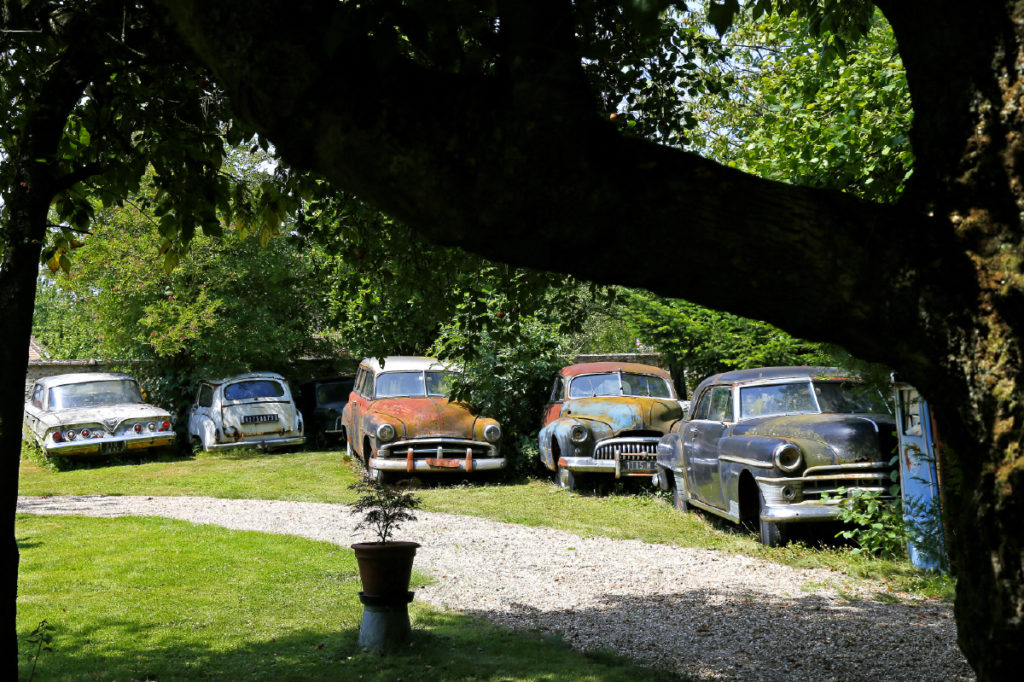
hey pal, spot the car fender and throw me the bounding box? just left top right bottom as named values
left=717, top=435, right=788, bottom=502
left=189, top=414, right=219, bottom=446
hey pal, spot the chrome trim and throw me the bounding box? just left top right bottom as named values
left=205, top=435, right=305, bottom=451
left=378, top=437, right=497, bottom=458
left=371, top=457, right=506, bottom=472
left=685, top=496, right=740, bottom=523
left=718, top=454, right=773, bottom=469
left=802, top=461, right=890, bottom=475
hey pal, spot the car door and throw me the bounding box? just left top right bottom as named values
left=682, top=384, right=733, bottom=509
left=189, top=383, right=215, bottom=443
left=345, top=368, right=370, bottom=455
left=541, top=375, right=564, bottom=428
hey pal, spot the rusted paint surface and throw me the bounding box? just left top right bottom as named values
left=561, top=396, right=682, bottom=434
left=559, top=361, right=672, bottom=380
left=364, top=397, right=480, bottom=440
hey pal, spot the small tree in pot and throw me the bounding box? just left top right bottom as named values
left=349, top=478, right=422, bottom=597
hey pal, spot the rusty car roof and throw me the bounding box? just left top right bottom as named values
left=559, top=362, right=671, bottom=379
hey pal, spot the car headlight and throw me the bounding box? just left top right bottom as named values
left=483, top=423, right=501, bottom=443
left=376, top=423, right=396, bottom=442
left=569, top=424, right=588, bottom=443
left=773, top=442, right=804, bottom=473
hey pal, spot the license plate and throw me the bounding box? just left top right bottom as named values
left=243, top=414, right=279, bottom=424
left=426, top=458, right=462, bottom=468
left=623, top=460, right=655, bottom=472
left=101, top=441, right=126, bottom=455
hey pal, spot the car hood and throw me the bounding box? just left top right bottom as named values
left=368, top=397, right=479, bottom=438
left=731, top=413, right=897, bottom=464
left=561, top=397, right=682, bottom=435
left=35, top=403, right=170, bottom=430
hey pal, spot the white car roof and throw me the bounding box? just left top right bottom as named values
left=34, top=372, right=138, bottom=389
left=360, top=356, right=456, bottom=374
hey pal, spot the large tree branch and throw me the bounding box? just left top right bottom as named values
left=155, top=0, right=975, bottom=391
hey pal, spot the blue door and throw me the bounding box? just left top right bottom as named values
left=893, top=382, right=948, bottom=572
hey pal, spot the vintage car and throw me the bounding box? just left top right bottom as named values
left=297, top=375, right=355, bottom=448
left=656, top=366, right=897, bottom=546
left=187, top=372, right=305, bottom=451
left=538, top=362, right=687, bottom=489
left=341, top=356, right=504, bottom=482
left=23, top=372, right=175, bottom=457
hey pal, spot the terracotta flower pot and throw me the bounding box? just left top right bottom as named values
left=351, top=541, right=420, bottom=596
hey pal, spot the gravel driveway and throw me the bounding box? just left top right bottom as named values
left=17, top=494, right=973, bottom=681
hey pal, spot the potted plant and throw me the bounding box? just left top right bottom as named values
left=349, top=477, right=422, bottom=597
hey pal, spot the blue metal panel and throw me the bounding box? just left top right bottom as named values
left=893, top=382, right=948, bottom=572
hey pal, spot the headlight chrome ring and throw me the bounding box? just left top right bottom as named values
left=483, top=423, right=501, bottom=443
left=376, top=423, right=397, bottom=443
left=773, top=442, right=804, bottom=473
left=569, top=424, right=588, bottom=443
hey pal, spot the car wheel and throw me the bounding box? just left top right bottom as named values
left=758, top=490, right=789, bottom=547
left=672, top=472, right=690, bottom=511
left=556, top=464, right=579, bottom=490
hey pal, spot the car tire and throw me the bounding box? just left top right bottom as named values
left=672, top=472, right=690, bottom=511
left=556, top=464, right=579, bottom=490
left=758, top=490, right=789, bottom=547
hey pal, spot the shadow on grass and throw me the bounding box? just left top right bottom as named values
left=18, top=608, right=688, bottom=682
left=457, top=587, right=969, bottom=682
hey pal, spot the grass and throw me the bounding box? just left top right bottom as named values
left=17, top=446, right=955, bottom=600
left=17, top=514, right=685, bottom=681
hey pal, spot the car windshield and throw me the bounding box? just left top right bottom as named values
left=316, top=381, right=353, bottom=404
left=739, top=381, right=818, bottom=419
left=568, top=372, right=672, bottom=398
left=813, top=380, right=890, bottom=414
left=48, top=380, right=143, bottom=410
left=375, top=371, right=455, bottom=398
left=224, top=380, right=286, bottom=401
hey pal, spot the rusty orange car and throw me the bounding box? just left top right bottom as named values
left=341, top=356, right=504, bottom=483
left=538, top=362, right=687, bottom=489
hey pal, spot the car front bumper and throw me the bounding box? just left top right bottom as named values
left=372, top=438, right=504, bottom=474
left=557, top=455, right=658, bottom=478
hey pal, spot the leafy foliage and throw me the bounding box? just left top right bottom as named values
left=824, top=487, right=908, bottom=559
left=618, top=289, right=830, bottom=392
left=349, top=477, right=422, bottom=544
left=690, top=5, right=913, bottom=202
left=32, top=180, right=330, bottom=423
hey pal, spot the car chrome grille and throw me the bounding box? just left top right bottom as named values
left=593, top=437, right=659, bottom=461
left=379, top=439, right=494, bottom=459
left=799, top=461, right=897, bottom=500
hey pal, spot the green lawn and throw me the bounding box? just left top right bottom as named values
left=18, top=514, right=681, bottom=681
left=18, top=447, right=954, bottom=599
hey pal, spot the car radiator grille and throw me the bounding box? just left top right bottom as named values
left=800, top=462, right=897, bottom=500
left=380, top=440, right=493, bottom=459
left=593, top=438, right=659, bottom=461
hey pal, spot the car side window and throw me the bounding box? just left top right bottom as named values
left=691, top=389, right=713, bottom=420
left=707, top=386, right=733, bottom=422
left=550, top=377, right=564, bottom=402
left=32, top=383, right=44, bottom=408
left=356, top=368, right=372, bottom=397
left=197, top=384, right=214, bottom=408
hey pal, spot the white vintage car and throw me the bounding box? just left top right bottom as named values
left=187, top=372, right=304, bottom=451
left=23, top=372, right=175, bottom=457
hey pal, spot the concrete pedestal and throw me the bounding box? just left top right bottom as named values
left=358, top=591, right=414, bottom=653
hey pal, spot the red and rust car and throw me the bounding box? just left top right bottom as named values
left=538, top=361, right=687, bottom=489
left=341, top=356, right=504, bottom=483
